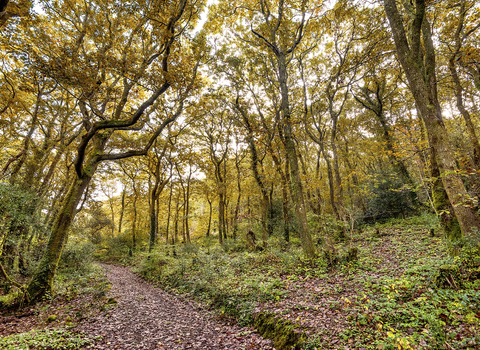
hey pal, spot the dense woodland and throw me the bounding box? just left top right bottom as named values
left=1, top=0, right=480, bottom=349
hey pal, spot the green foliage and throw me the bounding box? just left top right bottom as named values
left=54, top=263, right=109, bottom=302
left=221, top=238, right=247, bottom=253
left=360, top=173, right=417, bottom=223
left=254, top=312, right=306, bottom=350
left=0, top=328, right=92, bottom=349
left=94, top=233, right=133, bottom=262
left=0, top=183, right=45, bottom=278
left=59, top=241, right=96, bottom=272
left=0, top=182, right=42, bottom=235
left=337, top=217, right=480, bottom=349
left=127, top=215, right=480, bottom=348
left=136, top=243, right=299, bottom=319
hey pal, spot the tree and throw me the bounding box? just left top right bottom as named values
left=148, top=141, right=173, bottom=252
left=0, top=0, right=30, bottom=28
left=195, top=97, right=233, bottom=244
left=383, top=0, right=480, bottom=240
left=212, top=0, right=319, bottom=257
left=24, top=0, right=205, bottom=302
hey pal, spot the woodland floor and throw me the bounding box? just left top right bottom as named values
left=1, top=216, right=480, bottom=349
left=78, top=264, right=275, bottom=349
left=0, top=264, right=275, bottom=350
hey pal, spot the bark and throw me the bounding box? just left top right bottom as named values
left=174, top=190, right=181, bottom=244
left=235, top=98, right=270, bottom=247
left=26, top=153, right=100, bottom=301
left=430, top=146, right=461, bottom=241
left=320, top=142, right=340, bottom=221
left=165, top=183, right=173, bottom=243
left=218, top=192, right=225, bottom=244
left=148, top=198, right=158, bottom=252
left=118, top=187, right=126, bottom=234
left=280, top=57, right=314, bottom=256
left=233, top=158, right=242, bottom=240
left=206, top=197, right=212, bottom=237
left=132, top=189, right=137, bottom=250
left=149, top=156, right=170, bottom=252
left=314, top=149, right=323, bottom=214
left=249, top=0, right=314, bottom=257
left=448, top=1, right=480, bottom=169
left=297, top=146, right=316, bottom=214
left=181, top=197, right=186, bottom=243
left=0, top=148, right=26, bottom=179
left=270, top=149, right=291, bottom=242
left=208, top=148, right=227, bottom=244
left=383, top=0, right=480, bottom=237
left=185, top=168, right=192, bottom=243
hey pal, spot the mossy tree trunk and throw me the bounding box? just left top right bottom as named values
left=26, top=144, right=103, bottom=301
left=430, top=147, right=461, bottom=241
left=384, top=0, right=480, bottom=239
left=448, top=1, right=480, bottom=170
left=277, top=54, right=315, bottom=258
left=149, top=151, right=171, bottom=252
left=206, top=196, right=212, bottom=237
left=235, top=97, right=271, bottom=248
left=233, top=144, right=243, bottom=240
left=247, top=1, right=315, bottom=258
left=118, top=187, right=126, bottom=234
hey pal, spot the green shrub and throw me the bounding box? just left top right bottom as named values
left=59, top=241, right=96, bottom=272
left=0, top=328, right=92, bottom=349
left=222, top=238, right=247, bottom=253
left=360, top=173, right=417, bottom=223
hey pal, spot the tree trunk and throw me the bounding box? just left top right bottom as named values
left=430, top=146, right=461, bottom=241
left=235, top=98, right=270, bottom=247
left=165, top=184, right=173, bottom=243
left=118, top=187, right=126, bottom=234
left=206, top=198, right=212, bottom=237
left=320, top=142, right=340, bottom=221
left=132, top=200, right=137, bottom=250
left=383, top=0, right=480, bottom=238
left=26, top=171, right=94, bottom=301
left=449, top=60, right=480, bottom=169
left=277, top=54, right=315, bottom=257
left=185, top=169, right=192, bottom=243
left=218, top=192, right=224, bottom=244
left=148, top=197, right=157, bottom=252
left=270, top=150, right=291, bottom=242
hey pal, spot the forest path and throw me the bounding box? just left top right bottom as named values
left=80, top=264, right=274, bottom=350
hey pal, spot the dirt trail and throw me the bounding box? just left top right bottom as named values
left=80, top=264, right=274, bottom=350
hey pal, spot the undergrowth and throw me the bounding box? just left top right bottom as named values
left=0, top=328, right=92, bottom=349
left=105, top=214, right=480, bottom=349
left=1, top=258, right=108, bottom=349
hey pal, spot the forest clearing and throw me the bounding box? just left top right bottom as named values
left=1, top=0, right=480, bottom=349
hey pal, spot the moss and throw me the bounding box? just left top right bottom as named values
left=0, top=290, right=22, bottom=309
left=253, top=313, right=306, bottom=350
left=46, top=315, right=57, bottom=323
left=432, top=180, right=461, bottom=244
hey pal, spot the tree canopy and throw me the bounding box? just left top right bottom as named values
left=1, top=0, right=480, bottom=304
